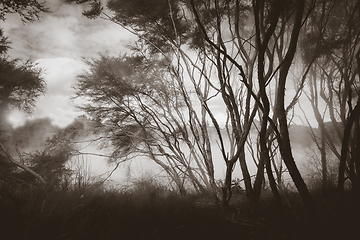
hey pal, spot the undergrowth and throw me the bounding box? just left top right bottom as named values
left=0, top=180, right=358, bottom=240
left=0, top=182, right=243, bottom=240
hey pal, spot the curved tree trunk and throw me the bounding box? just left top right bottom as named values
left=275, top=0, right=316, bottom=217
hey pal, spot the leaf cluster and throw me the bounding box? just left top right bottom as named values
left=0, top=0, right=49, bottom=22
left=0, top=28, right=10, bottom=54
left=108, top=0, right=193, bottom=52
left=0, top=57, right=46, bottom=114
left=74, top=54, right=180, bottom=155
left=300, top=0, right=360, bottom=63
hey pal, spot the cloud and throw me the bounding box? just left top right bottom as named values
left=33, top=57, right=88, bottom=127
left=3, top=0, right=135, bottom=60
left=3, top=0, right=137, bottom=128
left=36, top=57, right=85, bottom=95
left=7, top=57, right=86, bottom=128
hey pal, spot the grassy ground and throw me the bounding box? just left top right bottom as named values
left=0, top=185, right=358, bottom=240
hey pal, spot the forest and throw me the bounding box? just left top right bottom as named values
left=0, top=0, right=359, bottom=239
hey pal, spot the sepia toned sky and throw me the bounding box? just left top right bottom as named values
left=2, top=0, right=319, bottom=128
left=2, top=0, right=136, bottom=127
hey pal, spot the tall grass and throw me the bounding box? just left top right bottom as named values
left=1, top=176, right=359, bottom=240
left=0, top=178, right=246, bottom=240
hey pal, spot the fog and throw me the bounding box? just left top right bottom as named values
left=11, top=116, right=330, bottom=191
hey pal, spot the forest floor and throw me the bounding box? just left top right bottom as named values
left=0, top=185, right=358, bottom=240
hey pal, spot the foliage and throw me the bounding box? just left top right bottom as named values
left=0, top=57, right=46, bottom=115
left=13, top=117, right=60, bottom=151
left=0, top=130, right=75, bottom=194
left=0, top=28, right=10, bottom=54
left=303, top=149, right=338, bottom=191
left=0, top=0, right=49, bottom=22
left=0, top=56, right=46, bottom=182
left=0, top=116, right=97, bottom=196
left=26, top=149, right=73, bottom=189
left=75, top=54, right=175, bottom=154
left=74, top=53, right=220, bottom=195
left=0, top=0, right=47, bottom=120
left=0, top=0, right=49, bottom=196
left=0, top=183, right=242, bottom=240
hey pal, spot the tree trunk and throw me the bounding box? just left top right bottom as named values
left=320, top=126, right=327, bottom=193
left=338, top=98, right=360, bottom=194
left=222, top=162, right=233, bottom=208
left=278, top=117, right=316, bottom=214
left=354, top=120, right=360, bottom=197
left=266, top=152, right=284, bottom=215
left=238, top=146, right=253, bottom=201
left=274, top=0, right=317, bottom=217
left=252, top=116, right=266, bottom=203
left=309, top=66, right=328, bottom=193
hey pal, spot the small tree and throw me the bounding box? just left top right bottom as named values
left=74, top=54, right=221, bottom=195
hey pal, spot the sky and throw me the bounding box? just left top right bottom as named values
left=2, top=0, right=136, bottom=127
left=0, top=0, right=321, bottom=185
left=1, top=0, right=319, bottom=129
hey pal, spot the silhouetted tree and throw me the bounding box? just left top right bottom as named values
left=74, top=54, right=223, bottom=195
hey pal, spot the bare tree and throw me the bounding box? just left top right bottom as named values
left=74, top=54, right=224, bottom=195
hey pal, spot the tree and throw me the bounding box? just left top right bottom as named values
left=271, top=0, right=316, bottom=215
left=188, top=0, right=318, bottom=214
left=74, top=54, right=221, bottom=195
